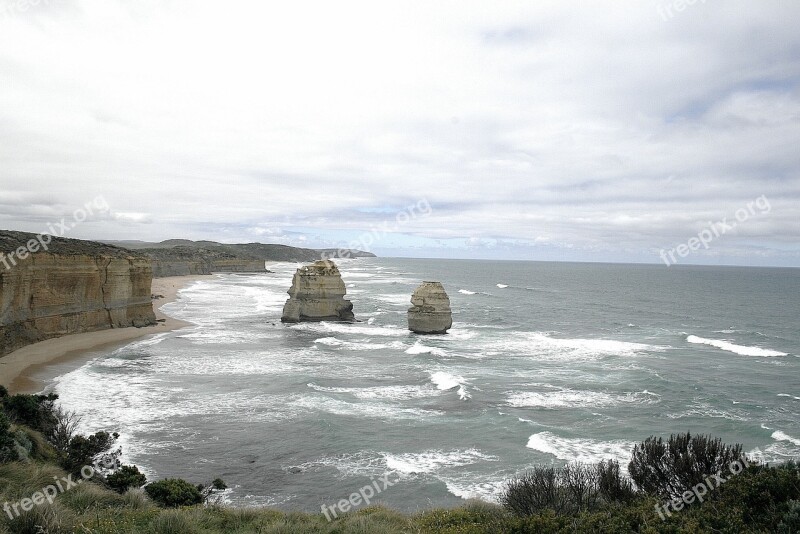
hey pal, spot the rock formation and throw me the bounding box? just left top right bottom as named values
left=0, top=231, right=157, bottom=356
left=408, top=282, right=452, bottom=334
left=281, top=260, right=355, bottom=323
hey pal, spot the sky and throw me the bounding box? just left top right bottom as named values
left=0, top=0, right=799, bottom=266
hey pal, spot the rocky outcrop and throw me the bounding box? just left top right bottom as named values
left=281, top=260, right=355, bottom=323
left=0, top=231, right=156, bottom=356
left=408, top=282, right=452, bottom=334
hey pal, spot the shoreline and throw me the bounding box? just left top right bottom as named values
left=0, top=275, right=210, bottom=394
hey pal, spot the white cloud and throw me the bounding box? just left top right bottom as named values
left=0, top=0, right=798, bottom=264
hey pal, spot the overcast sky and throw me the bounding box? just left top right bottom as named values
left=1, top=0, right=798, bottom=265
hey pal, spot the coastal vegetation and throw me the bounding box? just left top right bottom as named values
left=1, top=388, right=798, bottom=533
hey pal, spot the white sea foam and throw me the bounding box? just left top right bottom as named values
left=385, top=449, right=498, bottom=474
left=496, top=284, right=508, bottom=288
left=406, top=341, right=447, bottom=356
left=526, top=431, right=636, bottom=468
left=376, top=294, right=413, bottom=306
left=507, top=388, right=659, bottom=408
left=458, top=289, right=476, bottom=295
left=430, top=371, right=471, bottom=400
left=291, top=395, right=443, bottom=419
left=665, top=401, right=748, bottom=421
left=772, top=431, right=800, bottom=447
left=778, top=394, right=800, bottom=401
left=495, top=332, right=662, bottom=360
left=687, top=335, right=787, bottom=357
left=444, top=479, right=506, bottom=503
left=306, top=382, right=439, bottom=400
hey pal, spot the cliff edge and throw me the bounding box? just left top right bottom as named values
left=0, top=231, right=156, bottom=357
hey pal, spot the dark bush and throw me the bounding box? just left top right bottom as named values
left=106, top=464, right=147, bottom=493
left=628, top=432, right=746, bottom=499
left=145, top=478, right=203, bottom=507
left=0, top=410, right=19, bottom=463
left=60, top=431, right=120, bottom=475
left=596, top=459, right=636, bottom=503
left=1, top=393, right=58, bottom=434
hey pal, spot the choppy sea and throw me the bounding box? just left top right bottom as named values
left=49, top=259, right=800, bottom=512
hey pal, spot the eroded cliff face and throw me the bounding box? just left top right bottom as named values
left=0, top=231, right=156, bottom=356
left=281, top=260, right=355, bottom=323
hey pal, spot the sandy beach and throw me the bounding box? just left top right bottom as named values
left=0, top=275, right=210, bottom=394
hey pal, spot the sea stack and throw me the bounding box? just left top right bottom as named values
left=408, top=281, right=452, bottom=334
left=281, top=260, right=355, bottom=323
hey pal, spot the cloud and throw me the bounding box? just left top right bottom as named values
left=0, top=0, right=798, bottom=265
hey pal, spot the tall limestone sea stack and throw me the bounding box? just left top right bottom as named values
left=408, top=281, right=452, bottom=334
left=281, top=260, right=355, bottom=323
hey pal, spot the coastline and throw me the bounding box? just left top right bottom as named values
left=0, top=275, right=209, bottom=394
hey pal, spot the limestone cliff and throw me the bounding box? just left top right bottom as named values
left=0, top=231, right=157, bottom=356
left=408, top=282, right=452, bottom=334
left=281, top=260, right=355, bottom=323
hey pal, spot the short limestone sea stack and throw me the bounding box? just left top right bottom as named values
left=408, top=281, right=452, bottom=334
left=281, top=260, right=355, bottom=323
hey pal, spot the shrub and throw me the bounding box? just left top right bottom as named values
left=628, top=432, right=746, bottom=499
left=0, top=411, right=19, bottom=463
left=106, top=464, right=147, bottom=493
left=145, top=478, right=203, bottom=507
left=596, top=459, right=636, bottom=503
left=60, top=431, right=120, bottom=475
left=1, top=393, right=58, bottom=434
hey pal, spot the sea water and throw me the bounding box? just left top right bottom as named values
left=50, top=259, right=800, bottom=512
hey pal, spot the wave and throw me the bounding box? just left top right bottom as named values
left=291, top=395, right=443, bottom=419
left=490, top=332, right=663, bottom=360
left=778, top=394, right=800, bottom=401
left=507, top=387, right=660, bottom=409
left=772, top=431, right=800, bottom=447
left=386, top=448, right=497, bottom=474
left=496, top=284, right=508, bottom=288
left=406, top=341, right=447, bottom=356
left=430, top=371, right=471, bottom=400
left=307, top=382, right=438, bottom=400
left=527, top=431, right=636, bottom=468
left=291, top=321, right=407, bottom=337
left=458, top=289, right=476, bottom=295
left=665, top=401, right=748, bottom=422
left=686, top=335, right=787, bottom=357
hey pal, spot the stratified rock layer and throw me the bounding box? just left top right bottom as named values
left=281, top=260, right=354, bottom=323
left=0, top=231, right=157, bottom=356
left=408, top=281, right=452, bottom=334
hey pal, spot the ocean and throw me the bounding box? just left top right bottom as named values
left=49, top=258, right=800, bottom=512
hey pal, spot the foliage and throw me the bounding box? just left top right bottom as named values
left=145, top=478, right=204, bottom=507
left=60, top=430, right=120, bottom=475
left=0, top=411, right=19, bottom=463
left=628, top=431, right=747, bottom=499
left=106, top=464, right=148, bottom=493
left=0, top=392, right=58, bottom=434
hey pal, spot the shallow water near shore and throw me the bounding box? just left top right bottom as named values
left=50, top=259, right=800, bottom=512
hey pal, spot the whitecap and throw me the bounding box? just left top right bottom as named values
left=687, top=335, right=787, bottom=357
left=772, top=431, right=800, bottom=447
left=430, top=371, right=470, bottom=400
left=306, top=382, right=439, bottom=400
left=526, top=431, right=635, bottom=468
left=291, top=395, right=442, bottom=419
left=406, top=341, right=447, bottom=356
left=778, top=394, right=800, bottom=401
left=507, top=388, right=659, bottom=409
left=458, top=289, right=476, bottom=295
left=385, top=449, right=497, bottom=474
left=496, top=284, right=508, bottom=288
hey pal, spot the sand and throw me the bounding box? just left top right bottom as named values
left=0, top=275, right=211, bottom=394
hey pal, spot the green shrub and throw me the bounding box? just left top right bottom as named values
left=0, top=411, right=19, bottom=464
left=107, top=465, right=147, bottom=493
left=145, top=478, right=203, bottom=508
left=628, top=432, right=746, bottom=499
left=1, top=393, right=58, bottom=434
